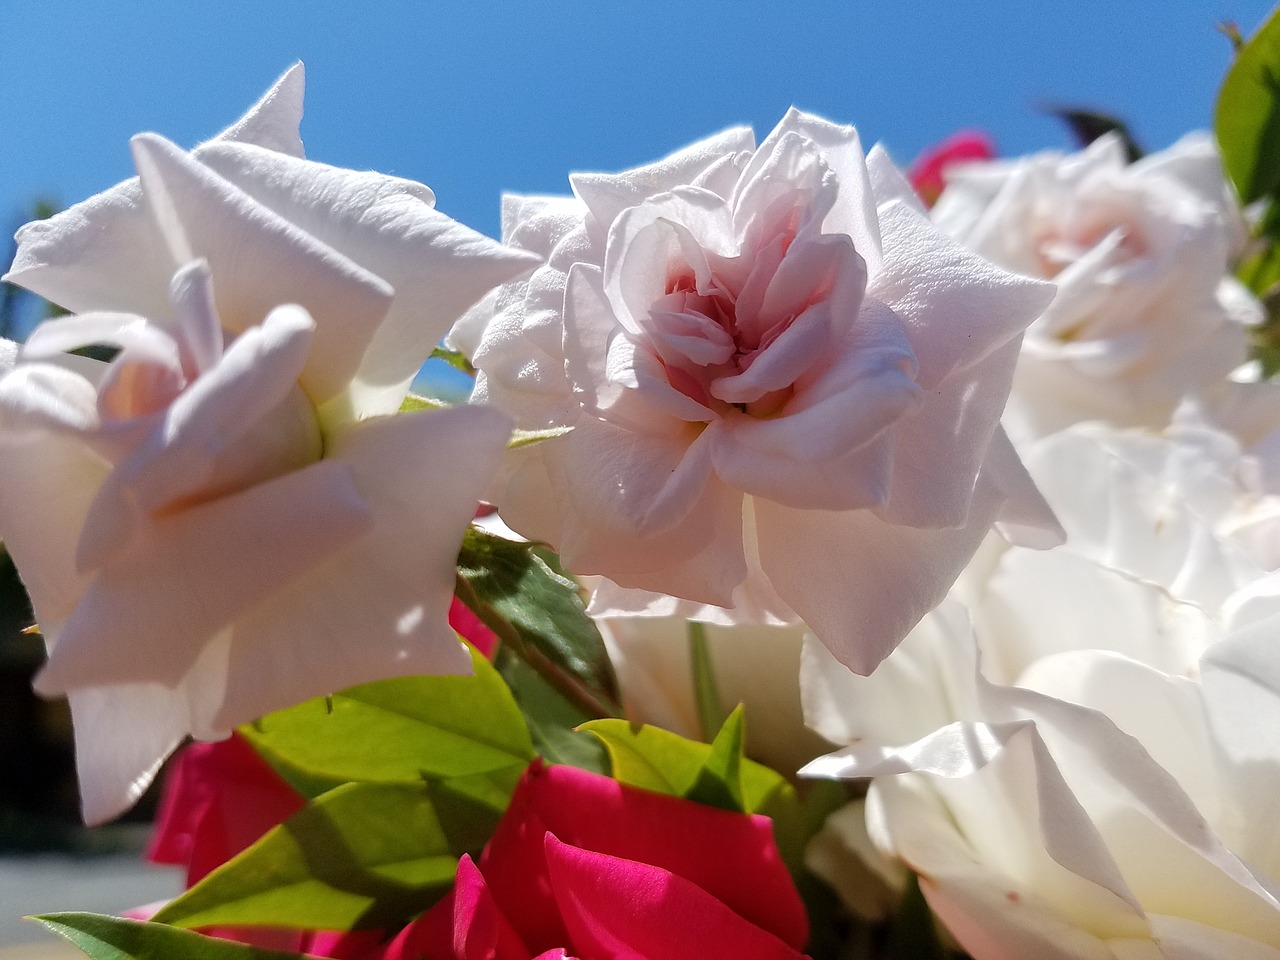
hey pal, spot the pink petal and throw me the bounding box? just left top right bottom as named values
left=544, top=836, right=808, bottom=960
left=480, top=762, right=807, bottom=952
left=871, top=199, right=1054, bottom=391
left=570, top=126, right=755, bottom=229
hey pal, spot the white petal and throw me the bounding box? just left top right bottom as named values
left=36, top=460, right=374, bottom=692
left=873, top=199, right=1054, bottom=390
left=3, top=67, right=307, bottom=319
left=75, top=304, right=318, bottom=571
left=130, top=133, right=394, bottom=405
left=211, top=62, right=307, bottom=158
left=211, top=404, right=511, bottom=729
left=570, top=125, right=755, bottom=228
left=194, top=142, right=541, bottom=415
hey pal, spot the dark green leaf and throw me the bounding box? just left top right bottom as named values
left=1217, top=7, right=1280, bottom=203
left=457, top=527, right=620, bottom=714
left=496, top=651, right=610, bottom=773
left=153, top=781, right=464, bottom=932
left=885, top=873, right=949, bottom=960
left=1044, top=106, right=1143, bottom=161
left=34, top=913, right=307, bottom=960
left=242, top=644, right=533, bottom=798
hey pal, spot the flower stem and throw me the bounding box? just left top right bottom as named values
left=687, top=620, right=726, bottom=741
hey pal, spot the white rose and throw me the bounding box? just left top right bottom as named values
left=800, top=420, right=1280, bottom=956
left=933, top=133, right=1260, bottom=442
left=599, top=616, right=831, bottom=776
left=461, top=109, right=1059, bottom=674
left=0, top=65, right=537, bottom=823
left=804, top=606, right=1280, bottom=959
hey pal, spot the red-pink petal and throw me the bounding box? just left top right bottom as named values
left=544, top=835, right=808, bottom=960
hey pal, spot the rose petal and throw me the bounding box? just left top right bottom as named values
left=545, top=836, right=807, bottom=960
left=75, top=304, right=319, bottom=572
left=872, top=198, right=1055, bottom=390
left=36, top=460, right=374, bottom=692
left=3, top=66, right=306, bottom=319
left=130, top=132, right=394, bottom=405
left=570, top=126, right=755, bottom=229
left=195, top=141, right=541, bottom=415
left=207, top=405, right=508, bottom=730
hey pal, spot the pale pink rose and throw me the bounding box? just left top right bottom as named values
left=0, top=65, right=537, bottom=823
left=460, top=110, right=1059, bottom=673
left=932, top=132, right=1261, bottom=442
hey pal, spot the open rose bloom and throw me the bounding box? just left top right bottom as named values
left=461, top=109, right=1062, bottom=674
left=0, top=66, right=536, bottom=822
left=932, top=133, right=1260, bottom=441
left=800, top=414, right=1280, bottom=958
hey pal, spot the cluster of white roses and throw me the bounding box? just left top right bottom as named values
left=764, top=135, right=1280, bottom=956
left=3, top=62, right=1279, bottom=958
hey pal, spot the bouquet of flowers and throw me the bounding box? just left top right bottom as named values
left=5, top=8, right=1280, bottom=959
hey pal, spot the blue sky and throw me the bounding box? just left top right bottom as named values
left=3, top=1, right=1276, bottom=238
left=1, top=0, right=1276, bottom=376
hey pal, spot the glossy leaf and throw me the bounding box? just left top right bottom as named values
left=153, top=781, right=466, bottom=932
left=581, top=712, right=786, bottom=815
left=457, top=527, right=620, bottom=714
left=34, top=913, right=307, bottom=960
left=1217, top=6, right=1280, bottom=203
left=242, top=643, right=534, bottom=798
left=496, top=651, right=610, bottom=773
left=685, top=704, right=746, bottom=811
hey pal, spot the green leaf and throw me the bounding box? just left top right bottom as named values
left=687, top=620, right=727, bottom=741
left=885, top=873, right=949, bottom=960
left=153, top=781, right=465, bottom=932
left=1217, top=7, right=1280, bottom=203
left=34, top=913, right=307, bottom=960
left=685, top=704, right=746, bottom=811
left=496, top=652, right=610, bottom=773
left=397, top=393, right=447, bottom=413
left=580, top=714, right=786, bottom=815
left=428, top=346, right=475, bottom=377
left=242, top=644, right=534, bottom=797
left=457, top=527, right=620, bottom=715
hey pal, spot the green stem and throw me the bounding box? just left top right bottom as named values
left=454, top=573, right=618, bottom=720
left=687, top=620, right=726, bottom=741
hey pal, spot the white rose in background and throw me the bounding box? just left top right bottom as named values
left=0, top=65, right=538, bottom=823
left=803, top=606, right=1280, bottom=959
left=799, top=420, right=1280, bottom=956
left=933, top=133, right=1260, bottom=442
left=600, top=616, right=832, bottom=775
left=461, top=109, right=1061, bottom=674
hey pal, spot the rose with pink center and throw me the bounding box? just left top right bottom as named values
left=460, top=109, right=1061, bottom=674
